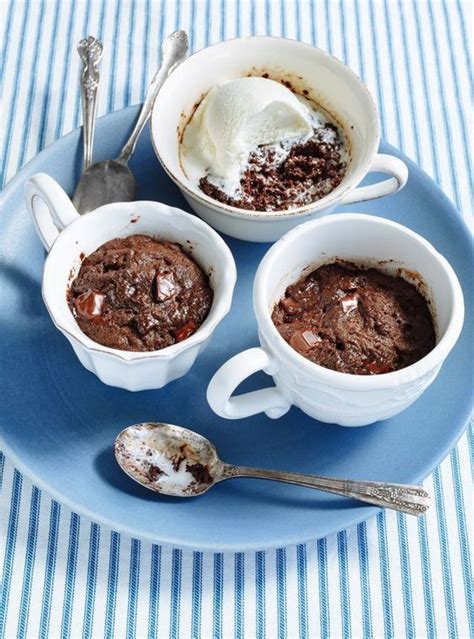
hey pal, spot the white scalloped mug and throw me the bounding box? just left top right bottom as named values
left=25, top=173, right=237, bottom=391
left=151, top=36, right=408, bottom=242
left=207, top=214, right=464, bottom=426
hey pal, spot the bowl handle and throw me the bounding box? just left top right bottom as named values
left=207, top=347, right=292, bottom=420
left=340, top=154, right=408, bottom=204
left=24, top=173, right=80, bottom=252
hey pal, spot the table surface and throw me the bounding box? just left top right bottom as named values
left=0, top=1, right=472, bottom=637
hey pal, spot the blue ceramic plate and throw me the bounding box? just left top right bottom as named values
left=1, top=106, right=471, bottom=551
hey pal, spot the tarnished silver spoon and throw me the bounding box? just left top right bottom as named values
left=72, top=30, right=188, bottom=215
left=114, top=422, right=430, bottom=516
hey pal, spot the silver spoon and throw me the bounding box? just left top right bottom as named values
left=72, top=30, right=189, bottom=215
left=77, top=36, right=103, bottom=172
left=114, top=422, right=430, bottom=516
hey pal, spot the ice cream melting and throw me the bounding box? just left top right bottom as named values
left=180, top=77, right=324, bottom=196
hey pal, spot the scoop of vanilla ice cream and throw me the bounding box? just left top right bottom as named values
left=181, top=77, right=313, bottom=191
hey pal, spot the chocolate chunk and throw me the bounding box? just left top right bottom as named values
left=154, top=271, right=178, bottom=302
left=74, top=289, right=106, bottom=320
left=186, top=462, right=213, bottom=484
left=174, top=320, right=197, bottom=343
left=289, top=329, right=321, bottom=353
left=148, top=465, right=164, bottom=481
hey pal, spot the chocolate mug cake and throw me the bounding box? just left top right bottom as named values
left=68, top=235, right=213, bottom=352
left=272, top=262, right=436, bottom=375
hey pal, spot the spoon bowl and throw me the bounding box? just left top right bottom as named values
left=114, top=422, right=431, bottom=515
left=114, top=422, right=222, bottom=497
left=72, top=159, right=135, bottom=213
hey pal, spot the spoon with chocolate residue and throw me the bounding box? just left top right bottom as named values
left=114, top=422, right=430, bottom=516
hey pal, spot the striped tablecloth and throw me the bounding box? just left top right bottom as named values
left=1, top=1, right=472, bottom=637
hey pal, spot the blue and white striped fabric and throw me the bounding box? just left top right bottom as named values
left=1, top=1, right=472, bottom=637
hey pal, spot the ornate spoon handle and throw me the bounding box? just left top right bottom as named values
left=77, top=36, right=103, bottom=170
left=221, top=465, right=430, bottom=516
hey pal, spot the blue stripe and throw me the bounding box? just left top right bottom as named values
left=175, top=0, right=181, bottom=29
left=251, top=0, right=256, bottom=35
left=104, top=531, right=121, bottom=639
left=280, top=0, right=285, bottom=37
left=357, top=523, right=373, bottom=639
left=0, top=471, right=23, bottom=638
left=255, top=551, right=265, bottom=639
left=0, top=0, right=14, bottom=90
left=352, top=0, right=367, bottom=82
left=188, top=0, right=195, bottom=52
left=236, top=0, right=241, bottom=38
left=417, top=516, right=437, bottom=638
left=169, top=548, right=182, bottom=639
left=449, top=448, right=474, bottom=637
left=213, top=553, right=224, bottom=638
left=366, top=0, right=387, bottom=137
left=265, top=0, right=271, bottom=36
left=108, top=0, right=123, bottom=113
left=141, top=0, right=151, bottom=99
left=82, top=523, right=100, bottom=639
left=220, top=0, right=225, bottom=40
left=454, top=0, right=473, bottom=89
left=53, top=1, right=77, bottom=140
left=148, top=544, right=161, bottom=639
left=276, top=548, right=287, bottom=639
left=0, top=1, right=32, bottom=181
left=324, top=0, right=333, bottom=54
left=432, top=467, right=458, bottom=637
left=124, top=0, right=136, bottom=108
left=317, top=538, right=330, bottom=638
left=159, top=0, right=166, bottom=62
left=234, top=553, right=244, bottom=639
left=397, top=514, right=415, bottom=638
left=376, top=512, right=394, bottom=637
left=126, top=539, right=141, bottom=639
left=16, top=487, right=41, bottom=639
left=294, top=0, right=301, bottom=41
left=381, top=0, right=405, bottom=150
left=38, top=501, right=61, bottom=639
left=191, top=551, right=202, bottom=639
left=296, top=544, right=308, bottom=639
left=60, top=513, right=81, bottom=638
left=337, top=532, right=351, bottom=639
left=16, top=0, right=47, bottom=171
left=205, top=0, right=211, bottom=46
left=36, top=0, right=62, bottom=154
left=338, top=0, right=349, bottom=65
left=310, top=0, right=317, bottom=48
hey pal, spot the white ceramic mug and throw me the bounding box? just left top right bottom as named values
left=25, top=173, right=237, bottom=391
left=151, top=37, right=408, bottom=242
left=207, top=214, right=464, bottom=426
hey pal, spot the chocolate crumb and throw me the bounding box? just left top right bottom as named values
left=186, top=463, right=213, bottom=484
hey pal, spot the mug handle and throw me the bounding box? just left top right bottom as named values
left=340, top=153, right=408, bottom=205
left=24, top=173, right=80, bottom=252
left=207, top=347, right=292, bottom=419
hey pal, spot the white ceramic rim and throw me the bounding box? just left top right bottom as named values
left=151, top=36, right=380, bottom=221
left=254, top=213, right=465, bottom=389
left=41, top=202, right=237, bottom=363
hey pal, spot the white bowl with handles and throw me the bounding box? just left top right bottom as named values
left=151, top=36, right=408, bottom=242
left=25, top=173, right=237, bottom=391
left=207, top=214, right=464, bottom=426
